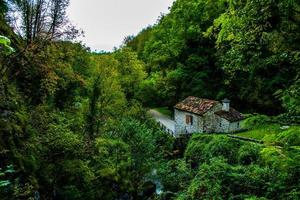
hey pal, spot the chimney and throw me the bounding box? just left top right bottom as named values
left=222, top=98, right=230, bottom=112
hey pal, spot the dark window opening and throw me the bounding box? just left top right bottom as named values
left=186, top=115, right=193, bottom=125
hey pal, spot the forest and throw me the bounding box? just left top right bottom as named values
left=0, top=0, right=299, bottom=199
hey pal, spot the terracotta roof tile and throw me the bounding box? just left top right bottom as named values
left=174, top=96, right=219, bottom=115
left=215, top=108, right=244, bottom=122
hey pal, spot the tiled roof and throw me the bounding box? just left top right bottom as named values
left=174, top=96, right=219, bottom=115
left=215, top=108, right=244, bottom=122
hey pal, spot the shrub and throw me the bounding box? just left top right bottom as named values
left=238, top=143, right=261, bottom=165
left=184, top=157, right=229, bottom=200
left=203, top=136, right=241, bottom=164
left=158, top=159, right=192, bottom=193
left=243, top=115, right=272, bottom=129
left=184, top=134, right=214, bottom=168
left=276, top=127, right=300, bottom=147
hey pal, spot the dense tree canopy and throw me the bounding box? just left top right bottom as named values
left=128, top=0, right=300, bottom=115
left=0, top=0, right=299, bottom=199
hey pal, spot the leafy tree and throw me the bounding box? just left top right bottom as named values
left=276, top=77, right=300, bottom=116
left=92, top=138, right=131, bottom=199
left=124, top=26, right=154, bottom=59
left=86, top=54, right=126, bottom=137
left=108, top=118, right=159, bottom=197
left=207, top=0, right=300, bottom=113
left=114, top=47, right=146, bottom=99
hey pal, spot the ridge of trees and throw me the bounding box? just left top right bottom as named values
left=0, top=0, right=299, bottom=199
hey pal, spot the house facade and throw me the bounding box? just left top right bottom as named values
left=174, top=97, right=244, bottom=136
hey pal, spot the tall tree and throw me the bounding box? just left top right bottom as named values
left=86, top=54, right=126, bottom=137
left=7, top=0, right=79, bottom=45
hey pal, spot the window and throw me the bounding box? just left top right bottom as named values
left=237, top=122, right=240, bottom=128
left=219, top=122, right=222, bottom=127
left=186, top=115, right=193, bottom=125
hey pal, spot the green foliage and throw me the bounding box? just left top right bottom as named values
left=157, top=160, right=192, bottom=193
left=137, top=72, right=164, bottom=106
left=124, top=26, right=154, bottom=59
left=243, top=115, right=272, bottom=129
left=0, top=35, right=14, bottom=55
left=184, top=135, right=214, bottom=167
left=276, top=127, right=300, bottom=147
left=179, top=156, right=285, bottom=200
left=0, top=0, right=7, bottom=14
left=210, top=0, right=300, bottom=113
left=133, top=0, right=227, bottom=108
left=114, top=47, right=146, bottom=99
left=111, top=118, right=156, bottom=171
left=43, top=117, right=83, bottom=157
left=180, top=157, right=227, bottom=200
left=1, top=0, right=300, bottom=199
left=276, top=77, right=300, bottom=115
left=86, top=54, right=126, bottom=137
left=185, top=135, right=261, bottom=168
left=238, top=143, right=261, bottom=165
left=0, top=165, right=14, bottom=188
left=94, top=138, right=131, bottom=182
left=176, top=132, right=300, bottom=199
left=204, top=136, right=241, bottom=164
left=129, top=0, right=300, bottom=115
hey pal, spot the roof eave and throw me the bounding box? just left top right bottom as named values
left=174, top=107, right=204, bottom=116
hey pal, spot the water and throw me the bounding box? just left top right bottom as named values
left=151, top=169, right=163, bottom=195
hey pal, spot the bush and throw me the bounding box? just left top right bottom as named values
left=243, top=115, right=272, bottom=129
left=158, top=159, right=192, bottom=193
left=203, top=136, right=241, bottom=164
left=180, top=158, right=276, bottom=200
left=183, top=157, right=229, bottom=200
left=276, top=127, right=300, bottom=147
left=238, top=143, right=261, bottom=165
left=184, top=134, right=214, bottom=168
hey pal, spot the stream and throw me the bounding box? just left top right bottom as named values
left=151, top=169, right=163, bottom=195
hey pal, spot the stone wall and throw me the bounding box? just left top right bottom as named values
left=202, top=103, right=222, bottom=133
left=215, top=115, right=243, bottom=133
left=229, top=121, right=242, bottom=132
left=215, top=116, right=230, bottom=133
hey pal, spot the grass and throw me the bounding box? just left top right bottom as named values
left=236, top=124, right=299, bottom=141
left=154, top=107, right=173, bottom=118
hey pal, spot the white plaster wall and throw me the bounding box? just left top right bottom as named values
left=174, top=109, right=203, bottom=136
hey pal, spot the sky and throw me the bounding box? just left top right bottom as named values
left=67, top=0, right=175, bottom=52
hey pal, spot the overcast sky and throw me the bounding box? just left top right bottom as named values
left=67, top=0, right=174, bottom=52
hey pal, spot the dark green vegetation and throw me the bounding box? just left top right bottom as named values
left=0, top=0, right=299, bottom=199
left=127, top=0, right=300, bottom=117
left=173, top=132, right=300, bottom=200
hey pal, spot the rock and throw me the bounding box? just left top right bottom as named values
left=140, top=181, right=156, bottom=198
left=280, top=126, right=290, bottom=130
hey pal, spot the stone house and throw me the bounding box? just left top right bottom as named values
left=174, top=96, right=244, bottom=136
